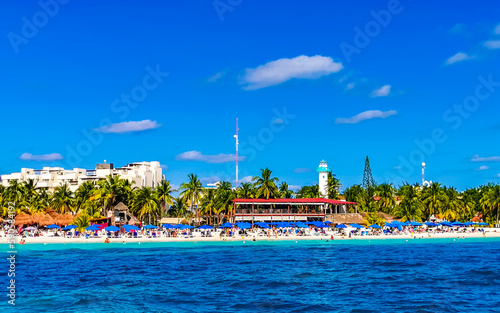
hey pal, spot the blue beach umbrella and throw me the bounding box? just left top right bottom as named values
left=440, top=221, right=453, bottom=227
left=368, top=224, right=381, bottom=229
left=198, top=225, right=214, bottom=230
left=464, top=222, right=474, bottom=226
left=384, top=223, right=397, bottom=228
left=62, top=225, right=77, bottom=231
left=350, top=223, right=364, bottom=229
left=235, top=222, right=252, bottom=229
left=123, top=225, right=140, bottom=231
left=477, top=222, right=488, bottom=226
left=46, top=224, right=60, bottom=229
left=255, top=222, right=271, bottom=229
left=409, top=221, right=422, bottom=226
left=324, top=221, right=333, bottom=224
left=294, top=222, right=308, bottom=228
left=336, top=224, right=347, bottom=229
left=162, top=223, right=175, bottom=229
left=451, top=221, right=463, bottom=227
left=143, top=224, right=158, bottom=229
left=424, top=222, right=438, bottom=227
left=86, top=225, right=101, bottom=231
left=104, top=226, right=120, bottom=232
left=179, top=225, right=194, bottom=230
left=220, top=222, right=233, bottom=228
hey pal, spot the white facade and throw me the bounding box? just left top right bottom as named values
left=1, top=161, right=164, bottom=192
left=317, top=160, right=331, bottom=199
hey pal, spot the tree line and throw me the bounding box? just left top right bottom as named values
left=1, top=167, right=499, bottom=226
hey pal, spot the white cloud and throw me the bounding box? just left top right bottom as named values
left=449, top=23, right=466, bottom=34
left=495, top=24, right=500, bottom=35
left=242, top=55, right=343, bottom=90
left=160, top=164, right=168, bottom=170
left=445, top=52, right=475, bottom=65
left=289, top=185, right=301, bottom=190
left=345, top=82, right=355, bottom=91
left=336, top=110, right=397, bottom=124
left=175, top=150, right=245, bottom=164
left=370, top=85, right=391, bottom=97
left=498, top=173, right=500, bottom=178
left=95, top=120, right=161, bottom=133
left=484, top=40, right=500, bottom=49
left=20, top=153, right=63, bottom=161
left=471, top=154, right=500, bottom=162
left=293, top=168, right=311, bottom=173
left=478, top=165, right=490, bottom=171
left=207, top=72, right=224, bottom=83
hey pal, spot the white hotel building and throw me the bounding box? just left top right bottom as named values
left=0, top=161, right=164, bottom=192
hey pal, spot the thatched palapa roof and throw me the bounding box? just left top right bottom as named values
left=14, top=212, right=33, bottom=226
left=56, top=213, right=76, bottom=226
left=332, top=213, right=365, bottom=225
left=114, top=202, right=129, bottom=212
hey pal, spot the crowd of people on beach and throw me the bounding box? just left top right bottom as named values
left=2, top=220, right=494, bottom=242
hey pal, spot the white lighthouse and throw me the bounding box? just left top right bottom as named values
left=317, top=160, right=331, bottom=198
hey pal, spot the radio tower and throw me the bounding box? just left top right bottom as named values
left=234, top=118, right=239, bottom=187
left=422, top=161, right=426, bottom=186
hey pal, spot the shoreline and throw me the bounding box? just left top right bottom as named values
left=2, top=231, right=499, bottom=245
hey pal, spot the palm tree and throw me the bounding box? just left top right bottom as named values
left=214, top=181, right=234, bottom=223
left=22, top=178, right=38, bottom=210
left=179, top=174, right=204, bottom=224
left=236, top=182, right=255, bottom=199
left=326, top=172, right=341, bottom=200
left=395, top=185, right=424, bottom=222
left=130, top=187, right=160, bottom=224
left=168, top=197, right=190, bottom=219
left=375, top=183, right=396, bottom=213
left=51, top=183, right=73, bottom=213
left=200, top=189, right=216, bottom=225
left=74, top=182, right=96, bottom=212
left=279, top=182, right=294, bottom=198
left=6, top=180, right=23, bottom=210
left=155, top=180, right=176, bottom=215
left=296, top=185, right=320, bottom=198
left=96, top=175, right=128, bottom=216
left=441, top=187, right=462, bottom=221
left=252, top=168, right=279, bottom=199
left=421, top=183, right=447, bottom=219
left=73, top=214, right=91, bottom=233
left=480, top=185, right=500, bottom=226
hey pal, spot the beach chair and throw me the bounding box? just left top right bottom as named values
left=153, top=233, right=157, bottom=238
left=133, top=232, right=138, bottom=239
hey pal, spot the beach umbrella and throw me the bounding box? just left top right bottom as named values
left=46, top=224, right=60, bottom=229
left=86, top=225, right=101, bottom=231
left=235, top=222, right=252, bottom=229
left=179, top=225, right=194, bottom=230
left=440, top=221, right=453, bottom=227
left=368, top=224, right=381, bottom=229
left=294, top=222, right=308, bottom=228
left=305, top=222, right=315, bottom=225
left=143, top=224, right=158, bottom=229
left=255, top=222, right=271, bottom=229
left=315, top=223, right=329, bottom=228
left=391, top=221, right=406, bottom=226
left=336, top=224, right=347, bottom=229
left=104, top=226, right=120, bottom=232
left=62, top=225, right=77, bottom=231
left=350, top=223, right=364, bottom=229
left=198, top=225, right=214, bottom=230
left=220, top=222, right=233, bottom=228
left=25, top=226, right=37, bottom=231
left=464, top=222, right=474, bottom=226
left=124, top=225, right=140, bottom=231
left=410, top=221, right=422, bottom=226
left=162, top=223, right=175, bottom=229
left=477, top=222, right=488, bottom=226
left=384, top=223, right=397, bottom=228
left=451, top=221, right=463, bottom=227
left=424, top=222, right=438, bottom=227
left=324, top=221, right=333, bottom=224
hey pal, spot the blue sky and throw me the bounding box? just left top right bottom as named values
left=1, top=0, right=500, bottom=191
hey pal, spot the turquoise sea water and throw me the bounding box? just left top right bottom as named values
left=2, top=237, right=500, bottom=312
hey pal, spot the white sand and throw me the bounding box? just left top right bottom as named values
left=2, top=230, right=499, bottom=244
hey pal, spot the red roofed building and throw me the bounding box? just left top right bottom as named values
left=232, top=198, right=358, bottom=222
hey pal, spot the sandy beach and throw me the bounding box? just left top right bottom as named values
left=3, top=229, right=499, bottom=245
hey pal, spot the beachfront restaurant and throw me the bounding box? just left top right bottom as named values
left=232, top=198, right=358, bottom=223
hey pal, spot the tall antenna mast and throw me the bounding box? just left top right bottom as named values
left=234, top=118, right=239, bottom=187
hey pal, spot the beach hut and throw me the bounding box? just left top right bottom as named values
left=56, top=213, right=75, bottom=226
left=14, top=212, right=33, bottom=227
